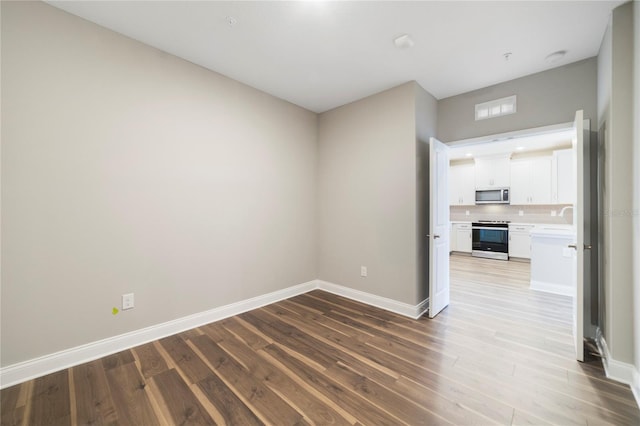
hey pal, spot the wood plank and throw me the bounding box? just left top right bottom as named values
left=101, top=350, right=135, bottom=371
left=265, top=301, right=509, bottom=425
left=72, top=359, right=119, bottom=425
left=190, top=334, right=307, bottom=425
left=28, top=370, right=71, bottom=426
left=392, top=375, right=506, bottom=426
left=239, top=310, right=337, bottom=369
left=0, top=384, right=25, bottom=426
left=180, top=328, right=204, bottom=341
left=131, top=342, right=169, bottom=379
left=262, top=343, right=402, bottom=425
left=149, top=369, right=215, bottom=425
left=512, top=364, right=640, bottom=423
left=197, top=373, right=264, bottom=426
left=321, top=335, right=515, bottom=424
left=221, top=316, right=270, bottom=350
left=261, top=303, right=408, bottom=384
left=105, top=362, right=159, bottom=425
left=159, top=334, right=212, bottom=384
left=325, top=361, right=452, bottom=426
left=212, top=323, right=352, bottom=425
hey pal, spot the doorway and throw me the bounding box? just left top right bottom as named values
left=443, top=118, right=594, bottom=362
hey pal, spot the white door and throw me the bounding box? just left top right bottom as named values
left=572, top=110, right=586, bottom=362
left=428, top=137, right=450, bottom=318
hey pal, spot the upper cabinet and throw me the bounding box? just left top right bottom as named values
left=509, top=156, right=552, bottom=205
left=449, top=162, right=475, bottom=205
left=474, top=155, right=510, bottom=189
left=552, top=149, right=575, bottom=204
left=450, top=150, right=574, bottom=206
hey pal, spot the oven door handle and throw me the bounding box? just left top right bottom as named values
left=472, top=227, right=509, bottom=231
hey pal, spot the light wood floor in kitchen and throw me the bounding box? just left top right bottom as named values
left=2, top=254, right=639, bottom=425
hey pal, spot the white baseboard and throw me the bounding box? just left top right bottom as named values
left=1, top=279, right=428, bottom=389
left=316, top=280, right=429, bottom=319
left=632, top=368, right=640, bottom=411
left=595, top=329, right=638, bottom=398
left=0, top=280, right=316, bottom=389
left=530, top=280, right=573, bottom=297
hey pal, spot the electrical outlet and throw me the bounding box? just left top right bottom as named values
left=551, top=211, right=557, bottom=217
left=360, top=266, right=367, bottom=277
left=465, top=210, right=470, bottom=216
left=519, top=210, right=524, bottom=216
left=122, top=293, right=134, bottom=310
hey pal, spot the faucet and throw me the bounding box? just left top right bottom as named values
left=558, top=205, right=574, bottom=217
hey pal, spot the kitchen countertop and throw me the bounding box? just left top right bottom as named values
left=530, top=225, right=576, bottom=237
left=450, top=221, right=574, bottom=230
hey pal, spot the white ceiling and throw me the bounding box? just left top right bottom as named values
left=47, top=1, right=620, bottom=113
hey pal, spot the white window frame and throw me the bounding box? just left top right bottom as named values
left=475, top=95, right=517, bottom=121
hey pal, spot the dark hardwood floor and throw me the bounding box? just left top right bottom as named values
left=2, top=254, right=639, bottom=425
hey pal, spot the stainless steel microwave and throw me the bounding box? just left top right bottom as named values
left=475, top=188, right=510, bottom=204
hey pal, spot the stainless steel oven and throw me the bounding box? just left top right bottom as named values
left=472, top=221, right=509, bottom=260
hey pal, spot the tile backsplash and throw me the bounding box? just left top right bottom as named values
left=450, top=204, right=574, bottom=225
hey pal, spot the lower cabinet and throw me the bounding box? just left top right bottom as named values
left=452, top=223, right=472, bottom=253
left=509, top=224, right=535, bottom=259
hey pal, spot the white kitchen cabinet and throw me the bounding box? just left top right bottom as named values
left=452, top=223, right=472, bottom=253
left=474, top=155, right=510, bottom=189
left=509, top=224, right=535, bottom=259
left=449, top=162, right=475, bottom=205
left=509, top=156, right=552, bottom=205
left=552, top=149, right=575, bottom=204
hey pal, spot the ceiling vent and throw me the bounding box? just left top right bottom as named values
left=475, top=95, right=517, bottom=121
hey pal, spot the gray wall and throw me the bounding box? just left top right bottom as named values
left=1, top=1, right=318, bottom=366
left=438, top=58, right=598, bottom=142
left=317, top=82, right=420, bottom=305
left=597, top=1, right=634, bottom=365
left=415, top=84, right=438, bottom=302
left=633, top=0, right=640, bottom=384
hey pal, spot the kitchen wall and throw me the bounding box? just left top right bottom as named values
left=1, top=2, right=317, bottom=366
left=450, top=205, right=574, bottom=225
left=317, top=82, right=426, bottom=306
left=438, top=57, right=597, bottom=142
left=596, top=1, right=635, bottom=369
